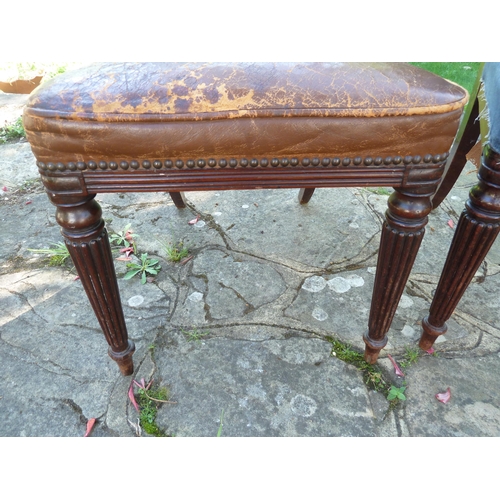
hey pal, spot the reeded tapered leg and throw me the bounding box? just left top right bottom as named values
left=53, top=193, right=135, bottom=375
left=364, top=186, right=433, bottom=363
left=420, top=145, right=500, bottom=350
left=298, top=188, right=315, bottom=204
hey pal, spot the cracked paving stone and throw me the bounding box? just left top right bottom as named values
left=1, top=191, right=61, bottom=263
left=174, top=248, right=287, bottom=322
left=0, top=267, right=165, bottom=432
left=186, top=188, right=381, bottom=269
left=0, top=342, right=116, bottom=436
left=154, top=330, right=391, bottom=436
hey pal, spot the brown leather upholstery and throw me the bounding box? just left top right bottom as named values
left=24, top=62, right=467, bottom=167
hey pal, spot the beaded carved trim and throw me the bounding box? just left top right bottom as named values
left=37, top=153, right=448, bottom=173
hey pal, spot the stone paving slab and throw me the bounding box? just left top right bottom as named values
left=1, top=91, right=500, bottom=437
left=403, top=353, right=500, bottom=436
left=153, top=329, right=396, bottom=437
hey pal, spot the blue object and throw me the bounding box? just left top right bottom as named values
left=483, top=63, right=500, bottom=152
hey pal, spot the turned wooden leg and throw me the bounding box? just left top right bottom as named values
left=420, top=144, right=500, bottom=350
left=298, top=188, right=316, bottom=204
left=364, top=186, right=432, bottom=363
left=169, top=191, right=187, bottom=208
left=53, top=193, right=135, bottom=375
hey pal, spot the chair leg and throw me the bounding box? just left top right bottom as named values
left=298, top=188, right=315, bottom=204
left=53, top=193, right=135, bottom=375
left=419, top=145, right=500, bottom=350
left=169, top=191, right=187, bottom=208
left=364, top=186, right=433, bottom=363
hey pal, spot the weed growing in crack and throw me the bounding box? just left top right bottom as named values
left=364, top=370, right=386, bottom=393
left=109, top=223, right=163, bottom=283
left=182, top=328, right=210, bottom=343
left=387, top=383, right=407, bottom=402
left=27, top=241, right=71, bottom=267
left=18, top=178, right=42, bottom=194
left=156, top=224, right=191, bottom=263
left=129, top=378, right=173, bottom=437
left=327, top=337, right=408, bottom=409
left=137, top=385, right=170, bottom=436
left=123, top=253, right=161, bottom=284
left=109, top=223, right=138, bottom=251
left=162, top=240, right=189, bottom=262
left=400, top=346, right=421, bottom=368
left=327, top=337, right=388, bottom=392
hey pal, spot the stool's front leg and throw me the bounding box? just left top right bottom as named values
left=364, top=186, right=432, bottom=363
left=53, top=193, right=135, bottom=375
left=420, top=145, right=500, bottom=350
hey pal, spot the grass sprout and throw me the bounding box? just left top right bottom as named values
left=27, top=241, right=71, bottom=266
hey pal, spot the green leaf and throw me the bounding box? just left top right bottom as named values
left=123, top=269, right=141, bottom=280
left=387, top=392, right=396, bottom=401
left=397, top=393, right=407, bottom=400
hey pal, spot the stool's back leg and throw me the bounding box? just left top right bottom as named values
left=364, top=185, right=433, bottom=363
left=420, top=145, right=500, bottom=349
left=53, top=193, right=135, bottom=375
left=169, top=191, right=187, bottom=208
left=298, top=188, right=316, bottom=204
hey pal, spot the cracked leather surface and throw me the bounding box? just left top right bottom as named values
left=23, top=62, right=468, bottom=163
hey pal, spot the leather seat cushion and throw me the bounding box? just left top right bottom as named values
left=23, top=62, right=468, bottom=166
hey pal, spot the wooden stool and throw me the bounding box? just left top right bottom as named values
left=22, top=63, right=467, bottom=375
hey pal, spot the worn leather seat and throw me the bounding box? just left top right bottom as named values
left=22, top=62, right=468, bottom=375
left=25, top=63, right=466, bottom=179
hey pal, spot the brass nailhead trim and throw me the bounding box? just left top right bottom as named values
left=36, top=153, right=449, bottom=173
